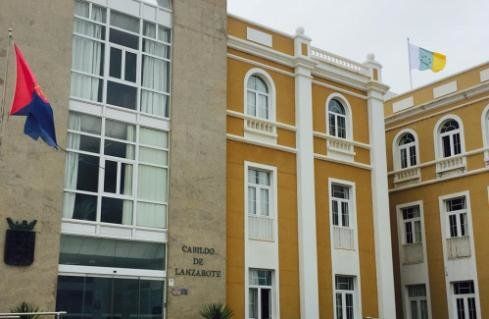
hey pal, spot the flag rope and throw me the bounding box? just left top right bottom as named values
left=0, top=28, right=13, bottom=151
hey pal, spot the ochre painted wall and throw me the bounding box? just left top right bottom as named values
left=227, top=141, right=300, bottom=319
left=315, top=160, right=378, bottom=319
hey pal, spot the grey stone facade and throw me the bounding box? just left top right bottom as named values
left=167, top=0, right=228, bottom=318
left=0, top=0, right=73, bottom=311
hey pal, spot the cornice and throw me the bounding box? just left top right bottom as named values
left=385, top=81, right=489, bottom=125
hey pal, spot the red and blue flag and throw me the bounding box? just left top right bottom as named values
left=9, top=44, right=57, bottom=148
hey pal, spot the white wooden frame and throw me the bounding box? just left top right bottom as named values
left=392, top=129, right=420, bottom=171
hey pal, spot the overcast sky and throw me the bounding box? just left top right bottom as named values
left=227, top=0, right=489, bottom=94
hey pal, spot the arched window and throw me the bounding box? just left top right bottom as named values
left=398, top=133, right=417, bottom=169
left=439, top=119, right=462, bottom=158
left=328, top=99, right=347, bottom=139
left=247, top=75, right=270, bottom=120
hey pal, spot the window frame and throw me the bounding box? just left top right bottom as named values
left=452, top=281, right=478, bottom=319
left=71, top=1, right=172, bottom=119
left=444, top=196, right=469, bottom=239
left=248, top=269, right=275, bottom=319
left=401, top=205, right=423, bottom=245
left=330, top=183, right=352, bottom=228
left=334, top=275, right=357, bottom=319
left=481, top=104, right=489, bottom=163
left=247, top=168, right=273, bottom=218
left=326, top=93, right=353, bottom=141
left=434, top=115, right=465, bottom=160
left=63, top=111, right=170, bottom=237
left=406, top=284, right=429, bottom=319
left=243, top=68, right=276, bottom=122
left=393, top=129, right=420, bottom=170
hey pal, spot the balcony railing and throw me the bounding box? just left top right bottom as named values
left=394, top=167, right=421, bottom=185
left=245, top=116, right=277, bottom=137
left=310, top=47, right=371, bottom=76
left=248, top=215, right=274, bottom=241
left=446, top=236, right=471, bottom=259
left=436, top=155, right=466, bottom=176
left=327, top=136, right=355, bottom=157
left=333, top=226, right=355, bottom=250
left=402, top=242, right=424, bottom=265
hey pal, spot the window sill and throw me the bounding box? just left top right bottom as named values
left=394, top=167, right=421, bottom=186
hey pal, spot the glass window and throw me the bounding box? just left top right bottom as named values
left=331, top=184, right=351, bottom=228
left=445, top=197, right=468, bottom=238
left=402, top=206, right=422, bottom=244
left=439, top=119, right=463, bottom=158
left=248, top=168, right=272, bottom=217
left=71, top=0, right=172, bottom=118
left=407, top=284, right=428, bottom=319
left=59, top=235, right=165, bottom=270
left=56, top=276, right=165, bottom=319
left=63, top=113, right=169, bottom=230
left=453, top=281, right=477, bottom=319
left=249, top=269, right=273, bottom=319
left=247, top=75, right=270, bottom=120
left=335, top=276, right=356, bottom=319
left=328, top=99, right=348, bottom=139
left=398, top=133, right=417, bottom=169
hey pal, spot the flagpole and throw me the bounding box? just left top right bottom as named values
left=0, top=28, right=13, bottom=150
left=407, top=37, right=414, bottom=90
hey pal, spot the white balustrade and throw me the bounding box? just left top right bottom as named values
left=248, top=215, right=274, bottom=241
left=245, top=117, right=276, bottom=136
left=446, top=236, right=471, bottom=259
left=333, top=226, right=354, bottom=250
left=327, top=137, right=354, bottom=156
left=310, top=47, right=371, bottom=76
left=436, top=155, right=465, bottom=176
left=394, top=167, right=421, bottom=184
left=402, top=242, right=424, bottom=265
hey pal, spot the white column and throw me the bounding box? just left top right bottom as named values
left=365, top=55, right=397, bottom=318
left=294, top=27, right=320, bottom=319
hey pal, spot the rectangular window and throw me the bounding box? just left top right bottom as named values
left=249, top=269, right=273, bottom=319
left=453, top=281, right=477, bottom=319
left=335, top=276, right=356, bottom=319
left=71, top=0, right=172, bottom=118
left=407, top=284, right=428, bottom=319
left=402, top=206, right=422, bottom=244
left=247, top=168, right=272, bottom=217
left=445, top=197, right=468, bottom=239
left=63, top=112, right=169, bottom=230
left=331, top=184, right=351, bottom=228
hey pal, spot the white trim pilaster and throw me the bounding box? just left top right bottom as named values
left=294, top=27, right=320, bottom=319
left=366, top=79, right=397, bottom=318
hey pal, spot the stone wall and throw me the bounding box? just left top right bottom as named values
left=0, top=0, right=73, bottom=311
left=167, top=0, right=228, bottom=318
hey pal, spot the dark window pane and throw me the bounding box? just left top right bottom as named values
left=332, top=201, right=339, bottom=226
left=329, top=114, right=336, bottom=136
left=443, top=135, right=452, bottom=157
left=341, top=202, right=349, bottom=227
left=111, top=11, right=139, bottom=33
left=405, top=222, right=413, bottom=243
left=336, top=293, right=343, bottom=319
left=401, top=148, right=408, bottom=168
left=104, top=160, right=117, bottom=193
left=113, top=279, right=139, bottom=318
left=109, top=28, right=139, bottom=49
left=101, top=197, right=132, bottom=225
left=125, top=52, right=137, bottom=82
left=104, top=139, right=135, bottom=159
left=450, top=215, right=458, bottom=237
left=107, top=81, right=137, bottom=110
left=468, top=298, right=477, bottom=319
left=76, top=154, right=99, bottom=192
left=261, top=288, right=271, bottom=319
left=72, top=193, right=97, bottom=221
left=109, top=47, right=122, bottom=78
left=83, top=277, right=112, bottom=317
left=338, top=116, right=346, bottom=139
left=140, top=280, right=164, bottom=318
left=457, top=298, right=465, bottom=319
left=56, top=276, right=85, bottom=319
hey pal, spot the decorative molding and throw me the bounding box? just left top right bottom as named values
left=480, top=68, right=489, bottom=82
left=226, top=133, right=297, bottom=154
left=433, top=81, right=458, bottom=99
left=227, top=109, right=296, bottom=131
left=385, top=82, right=489, bottom=125
left=246, top=27, right=273, bottom=47
left=314, top=153, right=371, bottom=170
left=392, top=96, right=414, bottom=113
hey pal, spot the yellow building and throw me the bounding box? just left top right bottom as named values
left=226, top=15, right=396, bottom=319
left=385, top=63, right=489, bottom=319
